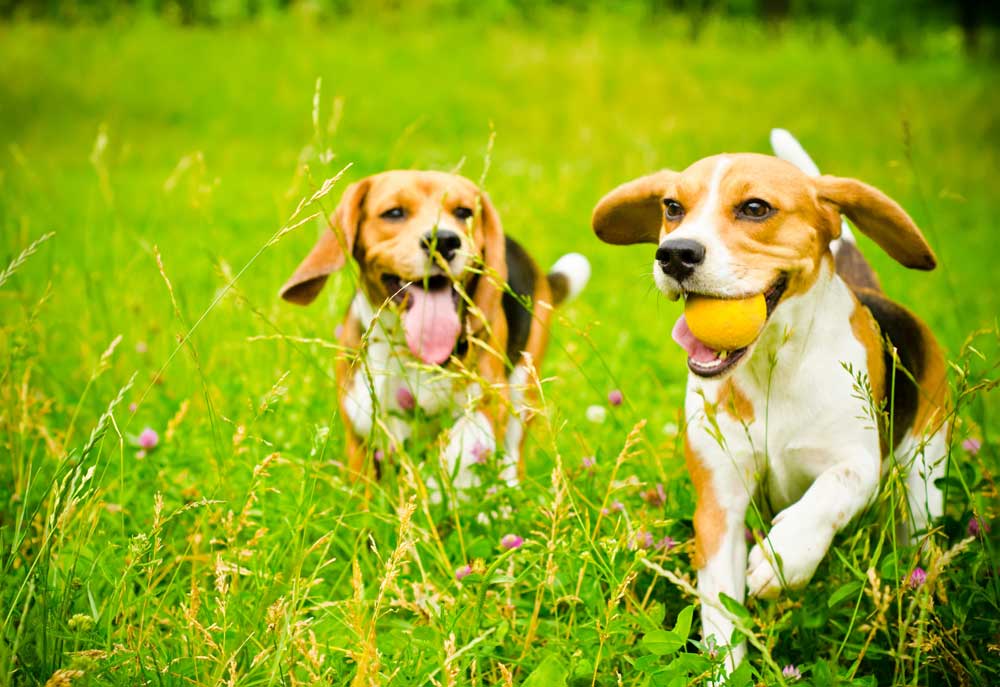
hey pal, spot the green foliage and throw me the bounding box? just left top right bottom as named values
left=1, top=9, right=998, bottom=687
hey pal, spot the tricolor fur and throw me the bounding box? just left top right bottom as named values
left=281, top=170, right=589, bottom=494
left=592, top=133, right=949, bottom=673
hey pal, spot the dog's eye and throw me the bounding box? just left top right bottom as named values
left=663, top=199, right=685, bottom=220
left=737, top=199, right=774, bottom=220
left=453, top=206, right=474, bottom=221
left=380, top=207, right=405, bottom=220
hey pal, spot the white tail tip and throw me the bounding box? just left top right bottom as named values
left=770, top=128, right=821, bottom=177
left=550, top=252, right=590, bottom=303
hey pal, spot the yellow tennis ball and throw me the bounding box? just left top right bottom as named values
left=684, top=294, right=767, bottom=351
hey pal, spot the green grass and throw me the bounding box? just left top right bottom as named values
left=1, top=9, right=998, bottom=686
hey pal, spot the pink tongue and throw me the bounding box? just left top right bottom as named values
left=403, top=288, right=462, bottom=365
left=671, top=315, right=720, bottom=364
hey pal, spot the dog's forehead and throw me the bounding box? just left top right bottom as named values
left=366, top=170, right=479, bottom=206
left=678, top=154, right=812, bottom=197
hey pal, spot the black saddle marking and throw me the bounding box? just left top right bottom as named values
left=502, top=236, right=538, bottom=364
left=854, top=288, right=925, bottom=449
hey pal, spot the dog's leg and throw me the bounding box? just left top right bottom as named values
left=501, top=361, right=532, bottom=486
left=898, top=428, right=947, bottom=542
left=747, top=447, right=879, bottom=598
left=687, top=441, right=751, bottom=672
left=343, top=427, right=366, bottom=477
left=336, top=310, right=371, bottom=483
left=502, top=289, right=552, bottom=485
left=898, top=342, right=949, bottom=543
left=442, top=409, right=498, bottom=492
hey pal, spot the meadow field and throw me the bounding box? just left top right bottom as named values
left=1, top=8, right=998, bottom=686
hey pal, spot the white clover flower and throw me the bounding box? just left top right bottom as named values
left=586, top=405, right=607, bottom=424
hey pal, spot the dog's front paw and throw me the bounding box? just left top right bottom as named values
left=746, top=506, right=834, bottom=599
left=442, top=410, right=496, bottom=492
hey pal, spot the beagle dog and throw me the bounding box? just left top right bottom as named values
left=281, top=170, right=589, bottom=493
left=592, top=131, right=948, bottom=672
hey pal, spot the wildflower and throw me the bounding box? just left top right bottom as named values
left=656, top=535, right=676, bottom=551
left=128, top=402, right=137, bottom=413
left=704, top=636, right=719, bottom=660
left=602, top=500, right=625, bottom=516
left=136, top=450, right=147, bottom=459
left=395, top=386, right=415, bottom=411
left=500, top=533, right=523, bottom=550
left=631, top=530, right=655, bottom=549
left=585, top=405, right=607, bottom=424
left=907, top=566, right=927, bottom=589
left=782, top=664, right=802, bottom=681
left=470, top=441, right=490, bottom=464
left=138, top=428, right=159, bottom=451
left=374, top=449, right=385, bottom=463
left=642, top=483, right=667, bottom=507
left=67, top=613, right=95, bottom=632
left=334, top=324, right=344, bottom=339
left=967, top=515, right=991, bottom=538
left=128, top=533, right=150, bottom=559
left=581, top=456, right=596, bottom=470
left=962, top=437, right=981, bottom=455
left=135, top=341, right=148, bottom=354
left=662, top=421, right=679, bottom=436
left=607, top=389, right=624, bottom=406
left=455, top=564, right=473, bottom=581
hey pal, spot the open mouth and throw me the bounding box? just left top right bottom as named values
left=381, top=274, right=458, bottom=304
left=380, top=273, right=463, bottom=365
left=673, top=275, right=788, bottom=378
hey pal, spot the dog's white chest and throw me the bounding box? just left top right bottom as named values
left=341, top=295, right=466, bottom=443
left=687, top=274, right=881, bottom=511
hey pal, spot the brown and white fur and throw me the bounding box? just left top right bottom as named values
left=281, top=170, right=589, bottom=494
left=592, top=131, right=948, bottom=672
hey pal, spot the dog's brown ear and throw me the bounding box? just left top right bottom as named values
left=814, top=175, right=936, bottom=270
left=592, top=170, right=676, bottom=245
left=279, top=179, right=370, bottom=305
left=470, top=190, right=509, bottom=341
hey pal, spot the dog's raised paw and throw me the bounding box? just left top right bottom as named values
left=746, top=505, right=835, bottom=598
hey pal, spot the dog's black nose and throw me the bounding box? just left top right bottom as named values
left=656, top=239, right=706, bottom=281
left=420, top=230, right=462, bottom=261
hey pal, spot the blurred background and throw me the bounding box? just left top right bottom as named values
left=1, top=0, right=998, bottom=58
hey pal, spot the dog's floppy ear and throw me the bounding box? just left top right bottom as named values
left=813, top=175, right=936, bottom=270
left=592, top=170, right=677, bottom=245
left=279, top=178, right=371, bottom=305
left=470, top=190, right=509, bottom=335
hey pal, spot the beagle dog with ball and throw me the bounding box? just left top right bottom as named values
left=282, top=170, right=589, bottom=493
left=592, top=131, right=949, bottom=671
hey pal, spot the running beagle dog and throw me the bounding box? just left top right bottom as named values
left=281, top=170, right=589, bottom=492
left=592, top=131, right=948, bottom=672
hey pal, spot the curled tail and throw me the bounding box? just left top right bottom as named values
left=547, top=253, right=590, bottom=305
left=770, top=128, right=881, bottom=293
